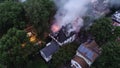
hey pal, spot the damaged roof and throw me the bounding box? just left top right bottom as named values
left=112, top=10, right=120, bottom=24
left=50, top=26, right=75, bottom=43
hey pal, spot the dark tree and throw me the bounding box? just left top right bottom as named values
left=0, top=1, right=26, bottom=35
left=24, top=0, right=54, bottom=38
left=0, top=28, right=37, bottom=68
left=89, top=17, right=119, bottom=45
left=91, top=41, right=120, bottom=68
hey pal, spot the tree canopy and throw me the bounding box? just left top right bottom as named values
left=89, top=17, right=120, bottom=45
left=24, top=0, right=54, bottom=37
left=0, top=1, right=26, bottom=35
left=89, top=17, right=120, bottom=68
left=0, top=28, right=33, bottom=68
left=92, top=41, right=120, bottom=68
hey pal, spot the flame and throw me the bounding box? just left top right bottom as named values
left=30, top=36, right=37, bottom=42
left=27, top=32, right=37, bottom=43
left=51, top=24, right=60, bottom=33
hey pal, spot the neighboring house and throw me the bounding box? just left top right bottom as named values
left=112, top=10, right=120, bottom=26
left=40, top=40, right=60, bottom=62
left=71, top=40, right=101, bottom=68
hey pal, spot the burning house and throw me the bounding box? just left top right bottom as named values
left=112, top=10, right=120, bottom=26
left=40, top=22, right=78, bottom=62
left=50, top=23, right=79, bottom=46
left=40, top=0, right=107, bottom=63
left=40, top=1, right=84, bottom=62
left=40, top=15, right=84, bottom=61
left=71, top=39, right=101, bottom=68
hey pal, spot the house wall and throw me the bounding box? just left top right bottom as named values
left=71, top=60, right=82, bottom=68
left=62, top=34, right=76, bottom=45
left=76, top=52, right=92, bottom=66
left=40, top=51, right=52, bottom=62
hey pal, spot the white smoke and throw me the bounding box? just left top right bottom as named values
left=52, top=0, right=120, bottom=32
left=53, top=0, right=91, bottom=32
left=53, top=0, right=69, bottom=9
left=108, top=0, right=120, bottom=8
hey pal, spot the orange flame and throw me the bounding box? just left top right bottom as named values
left=51, top=24, right=60, bottom=33
left=30, top=36, right=37, bottom=43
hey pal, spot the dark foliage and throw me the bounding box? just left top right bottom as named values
left=89, top=17, right=119, bottom=45
left=0, top=1, right=26, bottom=35
left=91, top=41, right=120, bottom=68
left=0, top=28, right=35, bottom=68
left=24, top=0, right=54, bottom=38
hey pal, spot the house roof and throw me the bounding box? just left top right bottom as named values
left=40, top=40, right=59, bottom=58
left=50, top=27, right=75, bottom=43
left=112, top=10, right=120, bottom=24
left=77, top=40, right=101, bottom=62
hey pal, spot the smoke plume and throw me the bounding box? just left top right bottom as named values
left=52, top=0, right=91, bottom=32
left=108, top=0, right=120, bottom=8
left=52, top=0, right=120, bottom=32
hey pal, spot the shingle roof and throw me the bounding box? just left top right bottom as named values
left=77, top=40, right=101, bottom=62
left=78, top=45, right=94, bottom=61
left=40, top=40, right=59, bottom=58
